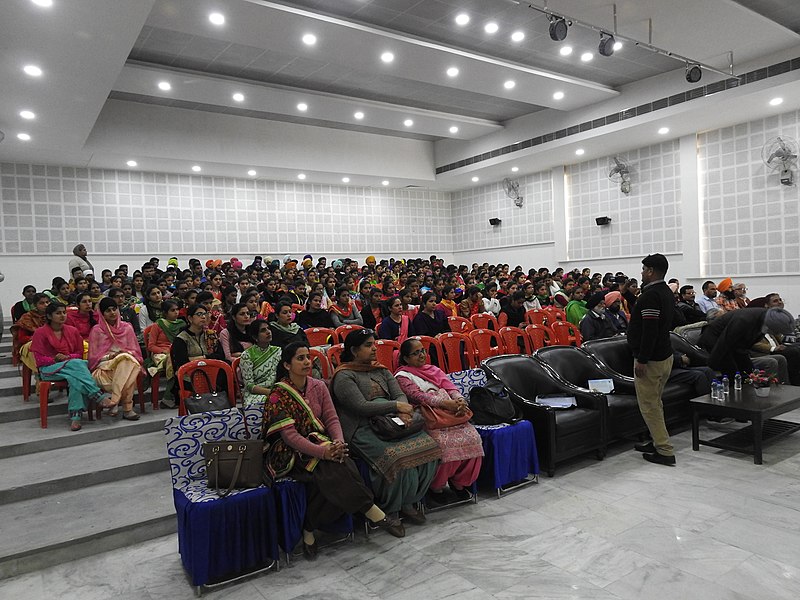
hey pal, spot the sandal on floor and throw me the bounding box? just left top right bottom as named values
left=70, top=420, right=82, bottom=432
left=122, top=411, right=140, bottom=421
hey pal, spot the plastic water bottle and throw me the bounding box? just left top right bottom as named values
left=711, top=379, right=720, bottom=401
left=722, top=375, right=730, bottom=400
left=734, top=372, right=742, bottom=392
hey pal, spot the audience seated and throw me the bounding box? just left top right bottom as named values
left=269, top=302, right=309, bottom=348
left=329, top=287, right=363, bottom=328
left=379, top=296, right=411, bottom=342
left=240, top=320, right=281, bottom=406
left=411, top=292, right=450, bottom=337
left=218, top=303, right=253, bottom=362
left=579, top=292, right=619, bottom=342
left=67, top=292, right=98, bottom=341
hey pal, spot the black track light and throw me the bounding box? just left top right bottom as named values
left=685, top=63, right=702, bottom=83
left=599, top=33, right=615, bottom=57
left=549, top=16, right=568, bottom=41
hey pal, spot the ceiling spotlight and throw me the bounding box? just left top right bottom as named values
left=471, top=176, right=480, bottom=182
left=403, top=119, right=414, bottom=127
left=511, top=31, right=525, bottom=42
left=613, top=41, right=623, bottom=51
left=158, top=81, right=171, bottom=91
left=297, top=102, right=308, bottom=112
left=549, top=16, right=569, bottom=41
left=19, top=110, right=36, bottom=119
left=302, top=33, right=317, bottom=46
left=449, top=126, right=459, bottom=134
left=770, top=97, right=784, bottom=106
left=208, top=12, right=225, bottom=26
left=455, top=13, right=470, bottom=26
left=553, top=91, right=565, bottom=100
left=658, top=127, right=670, bottom=135
left=575, top=148, right=585, bottom=156
left=380, top=52, right=394, bottom=63
left=599, top=34, right=616, bottom=57
left=381, top=180, right=390, bottom=186
left=686, top=63, right=702, bottom=83
left=126, top=160, right=138, bottom=167
left=248, top=169, right=257, bottom=176
left=581, top=52, right=594, bottom=62
left=354, top=111, right=365, bottom=120
left=232, top=92, right=244, bottom=102
left=17, top=133, right=31, bottom=141
left=342, top=177, right=350, bottom=183
left=297, top=173, right=306, bottom=180
left=559, top=45, right=573, bottom=56
left=23, top=65, right=42, bottom=77
left=504, top=80, right=516, bottom=89
left=484, top=22, right=499, bottom=34
left=446, top=66, right=460, bottom=77
left=191, top=165, right=201, bottom=172
left=511, top=166, right=519, bottom=172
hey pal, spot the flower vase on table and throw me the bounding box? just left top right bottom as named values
left=747, top=369, right=777, bottom=398
left=753, top=385, right=770, bottom=398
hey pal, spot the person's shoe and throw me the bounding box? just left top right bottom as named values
left=70, top=420, right=82, bottom=432
left=426, top=489, right=455, bottom=508
left=708, top=416, right=735, bottom=424
left=634, top=441, right=655, bottom=453
left=400, top=506, right=426, bottom=525
left=91, top=391, right=114, bottom=409
left=122, top=410, right=140, bottom=421
left=108, top=407, right=119, bottom=418
left=643, top=451, right=676, bottom=466
left=450, top=487, right=473, bottom=502
left=302, top=541, right=318, bottom=561
left=159, top=401, right=176, bottom=410
left=373, top=515, right=405, bottom=538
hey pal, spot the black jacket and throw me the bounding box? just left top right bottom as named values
left=698, top=308, right=767, bottom=377
left=627, top=280, right=674, bottom=363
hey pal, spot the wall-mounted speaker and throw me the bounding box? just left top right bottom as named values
left=489, top=218, right=502, bottom=226
left=595, top=216, right=612, bottom=226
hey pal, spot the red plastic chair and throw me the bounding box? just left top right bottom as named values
left=525, top=324, right=555, bottom=350
left=326, top=344, right=345, bottom=370
left=524, top=309, right=547, bottom=326
left=543, top=306, right=566, bottom=322
left=375, top=339, right=400, bottom=370
left=551, top=321, right=583, bottom=347
left=447, top=316, right=474, bottom=334
left=176, top=359, right=236, bottom=416
left=143, top=324, right=162, bottom=410
left=306, top=327, right=338, bottom=347
left=309, top=348, right=332, bottom=379
left=438, top=332, right=477, bottom=373
left=470, top=313, right=499, bottom=331
left=335, top=324, right=364, bottom=342
left=469, top=328, right=505, bottom=361
left=498, top=326, right=532, bottom=355
left=231, top=357, right=243, bottom=403
left=411, top=335, right=444, bottom=368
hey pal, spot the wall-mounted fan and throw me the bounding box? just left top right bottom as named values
left=762, top=136, right=798, bottom=186
left=608, top=156, right=632, bottom=194
left=502, top=178, right=524, bottom=207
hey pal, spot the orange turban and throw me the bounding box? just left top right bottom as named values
left=717, top=277, right=733, bottom=293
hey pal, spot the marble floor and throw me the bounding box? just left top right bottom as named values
left=4, top=418, right=800, bottom=600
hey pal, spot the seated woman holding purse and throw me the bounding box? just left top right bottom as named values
left=331, top=329, right=441, bottom=528
left=144, top=299, right=184, bottom=409
left=263, top=342, right=404, bottom=559
left=87, top=297, right=145, bottom=420
left=395, top=338, right=483, bottom=506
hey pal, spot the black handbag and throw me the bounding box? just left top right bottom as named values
left=185, top=369, right=230, bottom=414
left=203, top=440, right=265, bottom=497
left=469, top=386, right=520, bottom=425
left=369, top=411, right=425, bottom=441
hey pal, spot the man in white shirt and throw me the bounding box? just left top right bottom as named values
left=696, top=280, right=718, bottom=314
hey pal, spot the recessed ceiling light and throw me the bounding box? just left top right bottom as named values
left=380, top=52, right=394, bottom=63
left=17, top=133, right=31, bottom=141
left=658, top=127, right=670, bottom=135
left=511, top=166, right=519, bottom=172
left=559, top=46, right=573, bottom=57
left=446, top=66, right=460, bottom=77
left=553, top=91, right=565, bottom=100
left=191, top=165, right=201, bottom=172
left=19, top=110, right=36, bottom=119
left=208, top=12, right=225, bottom=26
left=126, top=160, right=137, bottom=167
left=770, top=97, right=784, bottom=106
left=511, top=31, right=525, bottom=42
left=504, top=80, right=516, bottom=89
left=31, top=0, right=53, bottom=6
left=403, top=119, right=414, bottom=127
left=449, top=126, right=459, bottom=134
left=471, top=176, right=480, bottom=182
left=302, top=33, right=317, bottom=46
left=23, top=65, right=42, bottom=77
left=158, top=81, right=171, bottom=91
left=297, top=102, right=308, bottom=112
left=248, top=169, right=257, bottom=176
left=484, top=22, right=499, bottom=34
left=297, top=173, right=306, bottom=180
left=455, top=13, right=470, bottom=26
left=342, top=177, right=350, bottom=183
left=575, top=148, right=585, bottom=156
left=613, top=41, right=623, bottom=51
left=354, top=111, right=365, bottom=120
left=232, top=92, right=244, bottom=102
left=382, top=180, right=389, bottom=186
left=581, top=52, right=594, bottom=62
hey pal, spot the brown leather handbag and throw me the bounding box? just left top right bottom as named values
left=418, top=404, right=473, bottom=430
left=203, top=440, right=264, bottom=497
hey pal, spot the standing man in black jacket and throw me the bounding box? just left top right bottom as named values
left=627, top=254, right=676, bottom=466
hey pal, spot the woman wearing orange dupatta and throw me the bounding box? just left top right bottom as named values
left=328, top=287, right=363, bottom=328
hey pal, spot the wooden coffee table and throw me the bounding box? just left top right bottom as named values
left=691, top=386, right=800, bottom=464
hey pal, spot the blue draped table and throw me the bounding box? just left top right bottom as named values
left=475, top=421, right=539, bottom=490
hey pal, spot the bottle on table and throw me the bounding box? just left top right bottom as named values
left=734, top=371, right=742, bottom=392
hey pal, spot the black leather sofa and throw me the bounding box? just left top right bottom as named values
left=482, top=355, right=606, bottom=477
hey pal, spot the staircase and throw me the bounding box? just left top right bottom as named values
left=0, top=327, right=177, bottom=580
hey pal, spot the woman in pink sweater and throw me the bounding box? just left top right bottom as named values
left=263, top=342, right=404, bottom=560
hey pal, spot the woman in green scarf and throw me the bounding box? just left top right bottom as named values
left=11, top=285, right=37, bottom=323
left=269, top=302, right=308, bottom=349
left=240, top=320, right=281, bottom=407
left=144, top=300, right=185, bottom=408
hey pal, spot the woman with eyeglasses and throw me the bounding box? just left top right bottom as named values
left=88, top=297, right=144, bottom=420
left=395, top=338, right=483, bottom=507
left=170, top=304, right=220, bottom=376
left=331, top=329, right=441, bottom=531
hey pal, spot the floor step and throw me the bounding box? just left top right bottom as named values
left=0, top=363, right=20, bottom=379
left=0, top=377, right=22, bottom=398
left=0, top=472, right=176, bottom=581
left=0, top=431, right=169, bottom=505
